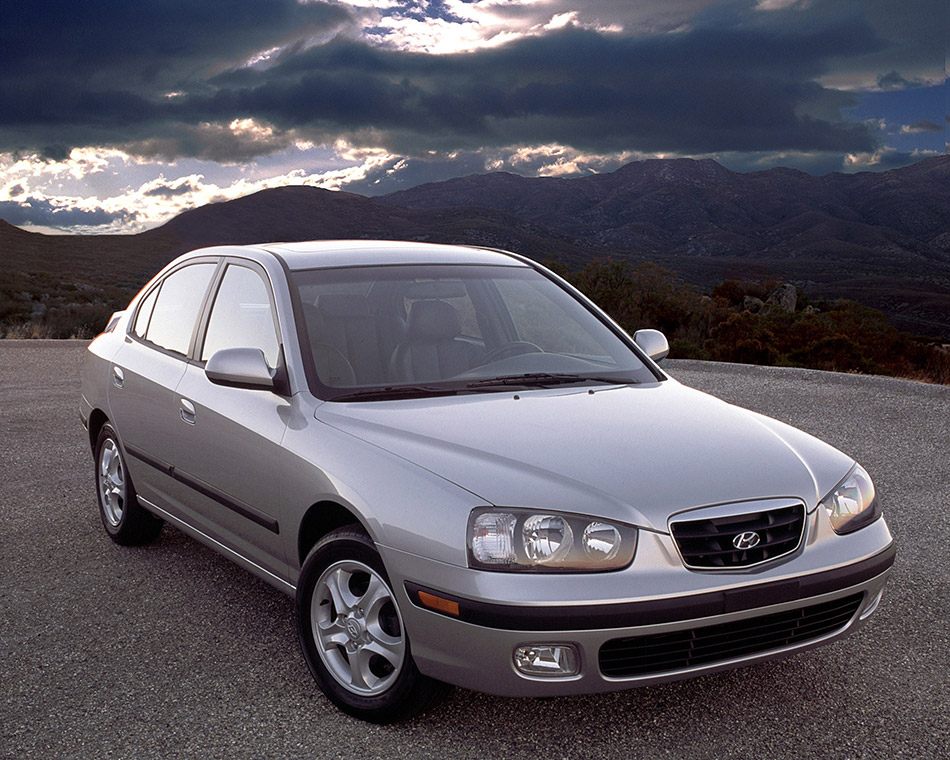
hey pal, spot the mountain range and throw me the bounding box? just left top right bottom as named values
left=2, top=155, right=949, bottom=337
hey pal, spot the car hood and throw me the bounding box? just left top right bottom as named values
left=314, top=380, right=854, bottom=532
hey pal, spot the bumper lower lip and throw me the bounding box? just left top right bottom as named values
left=405, top=541, right=895, bottom=631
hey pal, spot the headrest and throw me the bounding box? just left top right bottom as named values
left=316, top=293, right=372, bottom=318
left=404, top=280, right=467, bottom=300
left=407, top=300, right=461, bottom=341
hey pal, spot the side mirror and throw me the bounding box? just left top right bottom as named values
left=634, top=329, right=670, bottom=362
left=205, top=347, right=275, bottom=390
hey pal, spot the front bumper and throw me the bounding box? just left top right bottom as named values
left=382, top=517, right=895, bottom=697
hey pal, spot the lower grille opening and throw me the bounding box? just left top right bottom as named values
left=599, top=593, right=862, bottom=678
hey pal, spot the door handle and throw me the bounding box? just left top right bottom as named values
left=180, top=398, right=197, bottom=425
left=112, top=366, right=124, bottom=389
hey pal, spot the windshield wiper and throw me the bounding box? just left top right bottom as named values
left=329, top=385, right=459, bottom=402
left=464, top=373, right=633, bottom=390
left=331, top=374, right=634, bottom=400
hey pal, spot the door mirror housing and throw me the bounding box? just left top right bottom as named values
left=205, top=347, right=275, bottom=390
left=633, top=329, right=670, bottom=362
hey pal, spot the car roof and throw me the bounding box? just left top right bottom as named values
left=229, top=240, right=532, bottom=271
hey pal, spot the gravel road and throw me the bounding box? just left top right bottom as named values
left=1, top=341, right=947, bottom=759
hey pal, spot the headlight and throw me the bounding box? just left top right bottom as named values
left=820, top=464, right=881, bottom=535
left=469, top=508, right=637, bottom=572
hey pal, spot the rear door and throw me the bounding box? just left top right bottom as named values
left=108, top=260, right=219, bottom=513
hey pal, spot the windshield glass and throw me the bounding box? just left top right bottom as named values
left=291, top=263, right=659, bottom=400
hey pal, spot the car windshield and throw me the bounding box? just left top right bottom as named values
left=291, top=263, right=659, bottom=400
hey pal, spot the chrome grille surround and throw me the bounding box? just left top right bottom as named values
left=670, top=500, right=806, bottom=570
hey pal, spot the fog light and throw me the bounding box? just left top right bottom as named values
left=513, top=644, right=579, bottom=677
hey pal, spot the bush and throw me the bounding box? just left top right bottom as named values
left=567, top=257, right=948, bottom=384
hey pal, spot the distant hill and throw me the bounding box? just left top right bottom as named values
left=381, top=156, right=950, bottom=336
left=1, top=156, right=949, bottom=337
left=148, top=185, right=588, bottom=266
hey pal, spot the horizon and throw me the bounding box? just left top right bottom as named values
left=2, top=152, right=948, bottom=238
left=0, top=1, right=944, bottom=235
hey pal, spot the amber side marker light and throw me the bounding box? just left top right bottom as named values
left=418, top=591, right=460, bottom=617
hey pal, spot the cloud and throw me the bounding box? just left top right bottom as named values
left=0, top=0, right=355, bottom=155
left=0, top=142, right=406, bottom=232
left=0, top=2, right=887, bottom=164
left=876, top=71, right=923, bottom=90
left=142, top=177, right=204, bottom=198
left=900, top=120, right=941, bottom=134
left=814, top=0, right=944, bottom=91
left=0, top=196, right=136, bottom=229
left=844, top=146, right=941, bottom=171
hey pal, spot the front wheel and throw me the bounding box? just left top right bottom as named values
left=296, top=526, right=448, bottom=723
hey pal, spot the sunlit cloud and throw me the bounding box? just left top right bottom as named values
left=0, top=141, right=402, bottom=234
left=351, top=0, right=636, bottom=54
left=899, top=120, right=941, bottom=134
left=754, top=0, right=808, bottom=11
left=844, top=146, right=941, bottom=171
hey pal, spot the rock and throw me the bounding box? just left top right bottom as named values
left=742, top=296, right=764, bottom=313
left=765, top=284, right=797, bottom=312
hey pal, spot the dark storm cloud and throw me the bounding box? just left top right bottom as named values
left=143, top=179, right=203, bottom=198
left=0, top=0, right=353, bottom=155
left=196, top=10, right=883, bottom=156
left=0, top=198, right=134, bottom=228
left=0, top=1, right=885, bottom=160
left=876, top=71, right=923, bottom=90
left=0, top=0, right=352, bottom=87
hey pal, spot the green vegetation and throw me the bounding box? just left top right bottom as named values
left=3, top=258, right=947, bottom=384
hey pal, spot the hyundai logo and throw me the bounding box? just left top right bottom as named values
left=733, top=531, right=761, bottom=550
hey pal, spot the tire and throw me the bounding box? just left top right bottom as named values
left=95, top=423, right=163, bottom=546
left=296, top=526, right=449, bottom=723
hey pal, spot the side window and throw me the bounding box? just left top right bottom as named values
left=132, top=285, right=159, bottom=339
left=144, top=263, right=217, bottom=356
left=201, top=265, right=280, bottom=367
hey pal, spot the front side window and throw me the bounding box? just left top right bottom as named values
left=143, top=263, right=216, bottom=355
left=201, top=265, right=280, bottom=367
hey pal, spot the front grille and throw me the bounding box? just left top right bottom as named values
left=671, top=504, right=805, bottom=569
left=599, top=593, right=862, bottom=678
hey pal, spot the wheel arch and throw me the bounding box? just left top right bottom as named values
left=297, top=500, right=370, bottom=567
left=87, top=408, right=110, bottom=453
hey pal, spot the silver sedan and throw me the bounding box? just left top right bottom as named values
left=80, top=240, right=894, bottom=723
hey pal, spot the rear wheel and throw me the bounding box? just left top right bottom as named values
left=296, top=526, right=448, bottom=723
left=95, top=424, right=163, bottom=545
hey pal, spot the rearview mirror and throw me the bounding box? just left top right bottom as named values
left=634, top=329, right=670, bottom=362
left=205, top=347, right=275, bottom=390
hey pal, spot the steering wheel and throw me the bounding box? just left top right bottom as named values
left=481, top=341, right=544, bottom=363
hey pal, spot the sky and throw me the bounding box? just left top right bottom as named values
left=0, top=0, right=945, bottom=234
